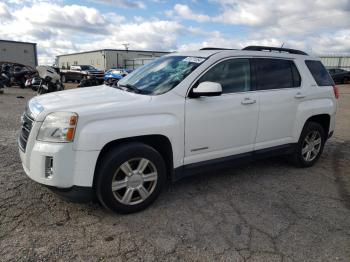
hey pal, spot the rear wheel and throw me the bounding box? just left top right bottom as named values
left=291, top=122, right=326, bottom=167
left=343, top=77, right=349, bottom=84
left=96, top=142, right=167, bottom=213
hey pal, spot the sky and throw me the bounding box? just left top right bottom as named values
left=0, top=0, right=349, bottom=64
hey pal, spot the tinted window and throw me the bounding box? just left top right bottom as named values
left=80, top=65, right=97, bottom=70
left=305, top=60, right=334, bottom=86
left=197, top=58, right=251, bottom=94
left=254, top=58, right=299, bottom=90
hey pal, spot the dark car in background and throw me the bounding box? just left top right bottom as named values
left=60, top=65, right=104, bottom=84
left=328, top=68, right=350, bottom=84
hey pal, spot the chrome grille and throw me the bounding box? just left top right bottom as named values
left=19, top=113, right=34, bottom=152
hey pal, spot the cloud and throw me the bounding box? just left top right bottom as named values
left=0, top=2, right=13, bottom=21
left=0, top=2, right=124, bottom=64
left=168, top=4, right=210, bottom=22
left=89, top=0, right=145, bottom=9
left=178, top=30, right=281, bottom=50
left=1, top=0, right=349, bottom=65
left=178, top=30, right=350, bottom=55
left=169, top=1, right=350, bottom=54
left=12, top=3, right=123, bottom=34
left=308, top=30, right=350, bottom=54
left=170, top=1, right=350, bottom=30
left=0, top=2, right=186, bottom=64
left=80, top=20, right=184, bottom=51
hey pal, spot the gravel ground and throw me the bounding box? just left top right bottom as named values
left=0, top=85, right=349, bottom=261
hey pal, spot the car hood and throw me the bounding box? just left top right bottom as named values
left=30, top=85, right=152, bottom=121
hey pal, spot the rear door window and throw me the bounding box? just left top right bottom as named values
left=253, top=58, right=300, bottom=90
left=305, top=60, right=334, bottom=86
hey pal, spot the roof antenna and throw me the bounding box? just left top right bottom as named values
left=281, top=43, right=285, bottom=48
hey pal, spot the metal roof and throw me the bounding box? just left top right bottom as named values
left=0, top=39, right=37, bottom=45
left=57, top=49, right=170, bottom=57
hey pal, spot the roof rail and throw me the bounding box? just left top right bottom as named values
left=242, top=46, right=308, bottom=55
left=200, top=47, right=236, bottom=50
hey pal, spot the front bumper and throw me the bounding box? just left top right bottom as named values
left=19, top=120, right=99, bottom=201
left=46, top=185, right=93, bottom=203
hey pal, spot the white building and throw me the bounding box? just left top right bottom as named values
left=56, top=49, right=170, bottom=70
left=319, top=55, right=350, bottom=70
left=0, top=39, right=38, bottom=68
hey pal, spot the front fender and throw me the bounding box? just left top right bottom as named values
left=73, top=114, right=183, bottom=166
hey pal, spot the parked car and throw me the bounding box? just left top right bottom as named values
left=19, top=46, right=338, bottom=213
left=328, top=68, right=350, bottom=84
left=60, top=65, right=104, bottom=84
left=104, top=68, right=128, bottom=86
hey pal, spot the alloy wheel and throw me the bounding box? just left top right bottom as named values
left=301, top=130, right=322, bottom=162
left=111, top=158, right=158, bottom=205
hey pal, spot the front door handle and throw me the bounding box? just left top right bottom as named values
left=294, top=92, right=305, bottom=99
left=241, top=98, right=256, bottom=105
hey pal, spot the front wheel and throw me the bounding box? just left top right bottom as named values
left=96, top=142, right=167, bottom=214
left=291, top=122, right=326, bottom=167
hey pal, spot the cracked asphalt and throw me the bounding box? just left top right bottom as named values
left=1, top=85, right=350, bottom=261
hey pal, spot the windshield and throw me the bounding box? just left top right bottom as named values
left=118, top=56, right=205, bottom=95
left=81, top=65, right=97, bottom=70
left=111, top=70, right=123, bottom=74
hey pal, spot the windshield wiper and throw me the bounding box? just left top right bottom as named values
left=117, top=83, right=141, bottom=94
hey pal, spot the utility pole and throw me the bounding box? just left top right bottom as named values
left=122, top=43, right=130, bottom=52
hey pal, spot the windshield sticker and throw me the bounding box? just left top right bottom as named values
left=183, top=57, right=205, bottom=64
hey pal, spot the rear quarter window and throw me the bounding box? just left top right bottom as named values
left=305, top=60, right=334, bottom=86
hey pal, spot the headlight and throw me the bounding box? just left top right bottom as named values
left=26, top=99, right=44, bottom=119
left=37, top=112, right=78, bottom=143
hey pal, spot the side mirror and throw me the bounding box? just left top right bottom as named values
left=192, top=81, right=222, bottom=97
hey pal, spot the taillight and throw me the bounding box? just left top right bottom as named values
left=333, top=85, right=339, bottom=99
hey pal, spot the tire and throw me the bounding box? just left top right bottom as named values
left=291, top=122, right=326, bottom=167
left=61, top=75, right=67, bottom=83
left=96, top=142, right=167, bottom=214
left=343, top=77, right=349, bottom=84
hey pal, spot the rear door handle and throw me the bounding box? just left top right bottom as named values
left=294, top=92, right=305, bottom=99
left=241, top=98, right=256, bottom=105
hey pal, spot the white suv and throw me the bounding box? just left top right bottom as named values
left=19, top=46, right=338, bottom=213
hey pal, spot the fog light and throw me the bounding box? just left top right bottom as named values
left=45, top=156, right=53, bottom=179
